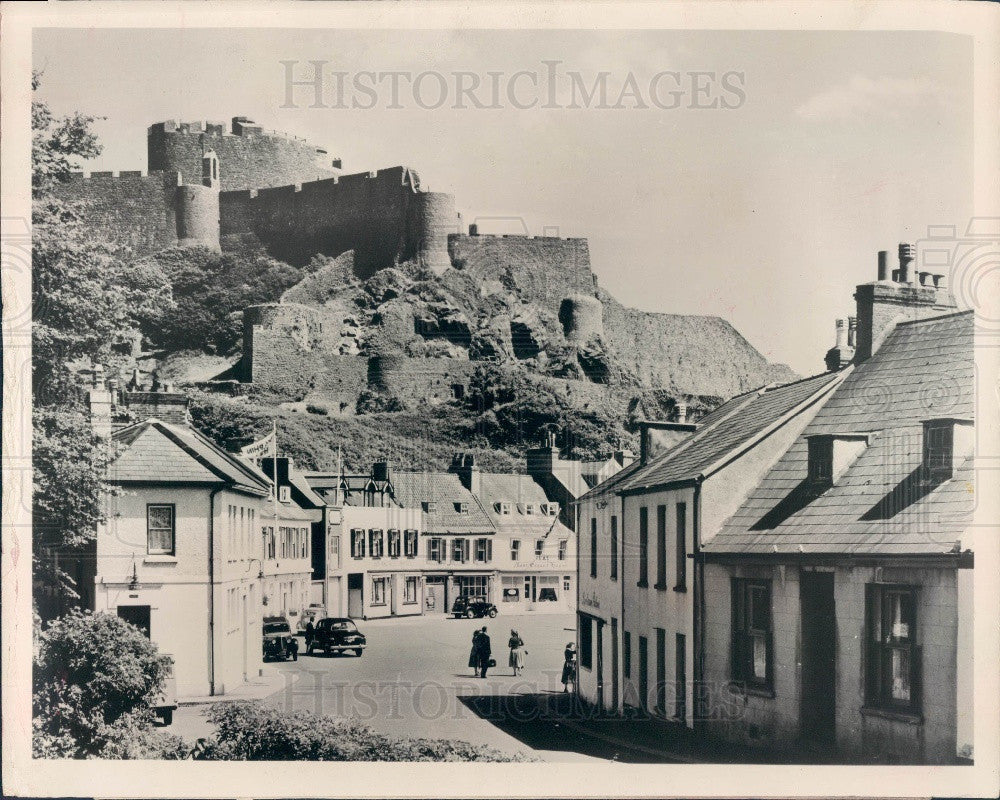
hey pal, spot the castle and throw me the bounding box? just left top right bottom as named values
left=56, top=116, right=797, bottom=411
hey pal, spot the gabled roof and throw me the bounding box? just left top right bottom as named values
left=475, top=473, right=573, bottom=537
left=705, top=310, right=975, bottom=556
left=576, top=457, right=646, bottom=502
left=617, top=371, right=844, bottom=494
left=391, top=470, right=495, bottom=534
left=110, top=419, right=271, bottom=496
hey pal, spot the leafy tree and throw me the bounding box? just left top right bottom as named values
left=196, top=701, right=534, bottom=761
left=32, top=610, right=176, bottom=758
left=31, top=71, right=102, bottom=194
left=142, top=247, right=303, bottom=354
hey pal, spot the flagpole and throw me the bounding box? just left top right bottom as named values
left=272, top=419, right=278, bottom=521
left=335, top=445, right=342, bottom=507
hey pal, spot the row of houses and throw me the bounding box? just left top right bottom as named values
left=575, top=246, right=976, bottom=764
left=73, top=390, right=633, bottom=698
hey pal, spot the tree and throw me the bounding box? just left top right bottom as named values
left=32, top=71, right=102, bottom=194
left=32, top=610, right=176, bottom=758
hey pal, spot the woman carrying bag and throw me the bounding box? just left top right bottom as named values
left=508, top=629, right=526, bottom=677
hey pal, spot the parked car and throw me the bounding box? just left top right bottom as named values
left=152, top=655, right=178, bottom=725
left=308, top=617, right=367, bottom=656
left=297, top=604, right=326, bottom=634
left=452, top=595, right=498, bottom=619
left=262, top=616, right=295, bottom=661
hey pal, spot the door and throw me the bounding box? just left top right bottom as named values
left=638, top=635, right=649, bottom=712
left=675, top=632, right=686, bottom=724
left=655, top=628, right=666, bottom=715
left=241, top=593, right=248, bottom=681
left=347, top=573, right=363, bottom=619
left=800, top=571, right=836, bottom=745
left=611, top=618, right=620, bottom=711
left=118, top=605, right=151, bottom=638
left=424, top=578, right=445, bottom=613
left=524, top=576, right=536, bottom=611
left=596, top=622, right=605, bottom=710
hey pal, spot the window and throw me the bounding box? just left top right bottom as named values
left=534, top=539, right=544, bottom=558
left=866, top=584, right=920, bottom=712
left=656, top=505, right=667, bottom=588
left=423, top=501, right=437, bottom=513
left=731, top=579, right=773, bottom=692
left=525, top=503, right=534, bottom=515
left=675, top=503, right=687, bottom=591
left=638, top=636, right=649, bottom=710
left=610, top=516, right=618, bottom=581
left=371, top=577, right=387, bottom=606
left=590, top=518, right=598, bottom=577
left=580, top=616, right=593, bottom=670
left=147, top=504, right=175, bottom=555
left=498, top=502, right=512, bottom=515
left=302, top=527, right=308, bottom=558
left=675, top=632, right=686, bottom=722
left=351, top=529, right=366, bottom=559
left=510, top=539, right=521, bottom=561
left=559, top=540, right=568, bottom=561
left=369, top=529, right=384, bottom=558
left=563, top=575, right=571, bottom=592
left=458, top=575, right=487, bottom=596
left=330, top=534, right=340, bottom=569
left=428, top=537, right=445, bottom=563
left=475, top=538, right=493, bottom=563
left=404, top=529, right=418, bottom=558
left=266, top=526, right=275, bottom=559
left=404, top=576, right=418, bottom=604
left=388, top=529, right=401, bottom=558
left=656, top=628, right=666, bottom=714
left=623, top=631, right=632, bottom=678
left=808, top=436, right=833, bottom=485
left=278, top=486, right=291, bottom=503
left=638, top=507, right=649, bottom=586
left=456, top=502, right=469, bottom=514
left=452, top=538, right=469, bottom=563
left=543, top=502, right=559, bottom=516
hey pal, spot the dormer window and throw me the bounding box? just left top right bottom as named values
left=525, top=503, right=534, bottom=515
left=496, top=502, right=511, bottom=515
left=278, top=486, right=291, bottom=503
left=923, top=418, right=974, bottom=483
left=423, top=501, right=437, bottom=514
left=455, top=501, right=469, bottom=514
left=541, top=502, right=559, bottom=517
left=807, top=433, right=870, bottom=489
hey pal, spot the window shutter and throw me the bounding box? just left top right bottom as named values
left=487, top=540, right=493, bottom=562
left=350, top=530, right=357, bottom=558
left=911, top=644, right=923, bottom=713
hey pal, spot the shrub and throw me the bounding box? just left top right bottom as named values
left=33, top=609, right=172, bottom=758
left=197, top=701, right=534, bottom=762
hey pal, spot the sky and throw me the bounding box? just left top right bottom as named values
left=33, top=28, right=973, bottom=375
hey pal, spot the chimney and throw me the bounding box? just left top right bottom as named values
left=847, top=316, right=857, bottom=347
left=469, top=223, right=479, bottom=236
left=613, top=449, right=636, bottom=468
left=450, top=453, right=480, bottom=495
left=120, top=390, right=190, bottom=426
left=88, top=386, right=113, bottom=439
left=853, top=243, right=958, bottom=362
left=372, top=460, right=391, bottom=483
left=675, top=402, right=688, bottom=423
left=835, top=318, right=846, bottom=348
left=877, top=250, right=889, bottom=281
left=824, top=318, right=854, bottom=372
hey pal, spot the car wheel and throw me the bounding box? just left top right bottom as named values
left=465, top=609, right=475, bottom=619
left=488, top=608, right=498, bottom=618
left=354, top=648, right=363, bottom=657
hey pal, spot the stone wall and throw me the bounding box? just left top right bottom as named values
left=367, top=355, right=475, bottom=403
left=220, top=167, right=459, bottom=276
left=148, top=119, right=338, bottom=191
left=51, top=171, right=181, bottom=254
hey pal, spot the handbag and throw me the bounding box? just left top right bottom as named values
left=488, top=658, right=497, bottom=667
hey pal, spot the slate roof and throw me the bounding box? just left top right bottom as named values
left=110, top=419, right=271, bottom=496
left=390, top=470, right=495, bottom=534
left=618, top=371, right=844, bottom=494
left=476, top=473, right=572, bottom=536
left=704, top=310, right=975, bottom=556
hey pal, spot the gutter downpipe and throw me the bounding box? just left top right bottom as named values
left=619, top=489, right=626, bottom=714
left=693, top=477, right=704, bottom=732
left=208, top=485, right=224, bottom=696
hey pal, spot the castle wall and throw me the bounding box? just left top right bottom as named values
left=51, top=171, right=181, bottom=254
left=367, top=355, right=475, bottom=403
left=176, top=183, right=220, bottom=250
left=220, top=167, right=457, bottom=277
left=405, top=191, right=458, bottom=274
left=448, top=234, right=596, bottom=310
left=148, top=120, right=337, bottom=191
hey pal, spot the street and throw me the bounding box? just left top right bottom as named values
left=171, top=612, right=685, bottom=762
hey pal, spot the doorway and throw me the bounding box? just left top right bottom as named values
left=117, top=605, right=151, bottom=638
left=800, top=571, right=836, bottom=745
left=611, top=618, right=620, bottom=711
left=596, top=622, right=605, bottom=710
left=348, top=573, right=363, bottom=619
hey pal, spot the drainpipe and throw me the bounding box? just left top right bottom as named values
left=208, top=486, right=224, bottom=696
left=693, top=479, right=704, bottom=731
left=619, top=490, right=626, bottom=713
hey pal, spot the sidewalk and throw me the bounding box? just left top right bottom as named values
left=178, top=668, right=297, bottom=706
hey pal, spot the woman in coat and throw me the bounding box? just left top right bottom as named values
left=468, top=628, right=482, bottom=676
left=508, top=629, right=526, bottom=676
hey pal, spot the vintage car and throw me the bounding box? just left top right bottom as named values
left=262, top=616, right=296, bottom=661
left=297, top=603, right=327, bottom=634
left=451, top=595, right=498, bottom=619
left=308, top=617, right=367, bottom=656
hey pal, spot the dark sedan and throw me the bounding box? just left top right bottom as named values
left=307, top=617, right=367, bottom=656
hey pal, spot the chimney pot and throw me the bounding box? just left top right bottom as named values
left=877, top=251, right=889, bottom=281
left=835, top=318, right=846, bottom=348
left=847, top=316, right=857, bottom=348
left=898, top=242, right=916, bottom=284
left=469, top=223, right=479, bottom=236
left=676, top=402, right=688, bottom=423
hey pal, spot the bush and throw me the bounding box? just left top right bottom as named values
left=33, top=609, right=172, bottom=758
left=355, top=389, right=406, bottom=414
left=197, top=701, right=534, bottom=761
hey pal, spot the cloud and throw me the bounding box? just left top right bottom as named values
left=796, top=74, right=943, bottom=120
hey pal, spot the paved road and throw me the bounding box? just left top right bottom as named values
left=171, top=613, right=684, bottom=762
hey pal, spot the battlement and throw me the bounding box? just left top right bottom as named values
left=451, top=232, right=587, bottom=242
left=65, top=169, right=182, bottom=185
left=148, top=117, right=319, bottom=147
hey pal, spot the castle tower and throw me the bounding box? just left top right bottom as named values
left=559, top=293, right=604, bottom=342
left=406, top=190, right=458, bottom=275
left=175, top=149, right=220, bottom=250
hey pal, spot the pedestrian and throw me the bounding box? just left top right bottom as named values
left=468, top=628, right=482, bottom=676
left=476, top=625, right=492, bottom=679
left=561, top=642, right=576, bottom=693
left=305, top=620, right=315, bottom=650
left=287, top=635, right=299, bottom=662
left=508, top=629, right=526, bottom=677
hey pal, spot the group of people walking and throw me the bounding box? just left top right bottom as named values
left=466, top=626, right=576, bottom=691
